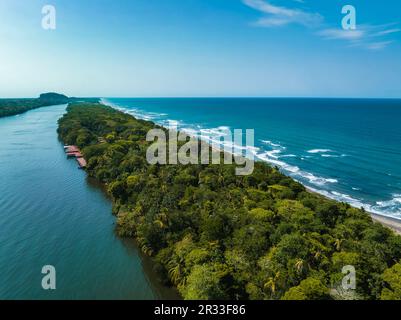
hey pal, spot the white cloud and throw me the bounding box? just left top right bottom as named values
left=366, top=41, right=394, bottom=50
left=243, top=0, right=322, bottom=28
left=373, top=28, right=401, bottom=37
left=318, top=24, right=400, bottom=50
left=242, top=0, right=400, bottom=50
left=318, top=28, right=365, bottom=41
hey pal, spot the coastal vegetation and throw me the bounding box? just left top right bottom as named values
left=0, top=93, right=98, bottom=118
left=58, top=102, right=401, bottom=300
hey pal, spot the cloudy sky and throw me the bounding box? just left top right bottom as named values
left=1, top=0, right=400, bottom=98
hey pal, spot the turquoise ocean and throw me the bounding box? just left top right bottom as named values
left=104, top=98, right=401, bottom=220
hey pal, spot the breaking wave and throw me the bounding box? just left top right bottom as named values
left=101, top=98, right=401, bottom=220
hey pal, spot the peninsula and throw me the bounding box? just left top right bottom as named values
left=58, top=102, right=401, bottom=300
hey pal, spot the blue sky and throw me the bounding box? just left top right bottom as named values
left=0, top=0, right=400, bottom=98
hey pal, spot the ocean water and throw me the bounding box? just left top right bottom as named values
left=0, top=104, right=178, bottom=299
left=104, top=98, right=401, bottom=220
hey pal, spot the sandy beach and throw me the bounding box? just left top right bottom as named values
left=304, top=187, right=401, bottom=235
left=371, top=213, right=401, bottom=235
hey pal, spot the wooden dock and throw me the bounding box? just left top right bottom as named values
left=64, top=145, right=87, bottom=168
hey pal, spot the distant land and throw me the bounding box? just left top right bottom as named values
left=0, top=93, right=99, bottom=118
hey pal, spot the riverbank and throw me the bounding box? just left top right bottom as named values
left=57, top=101, right=401, bottom=300
left=0, top=104, right=177, bottom=299
left=0, top=93, right=99, bottom=118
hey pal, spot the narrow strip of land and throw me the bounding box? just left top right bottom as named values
left=0, top=92, right=99, bottom=118
left=57, top=101, right=401, bottom=300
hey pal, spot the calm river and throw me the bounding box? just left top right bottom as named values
left=0, top=104, right=176, bottom=299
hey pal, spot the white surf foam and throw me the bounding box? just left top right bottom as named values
left=261, top=140, right=283, bottom=148
left=308, top=188, right=401, bottom=219
left=101, top=98, right=401, bottom=220
left=280, top=154, right=297, bottom=158
left=308, top=187, right=367, bottom=209
left=307, top=149, right=333, bottom=154
left=374, top=194, right=401, bottom=214
left=255, top=151, right=338, bottom=187
left=101, top=98, right=168, bottom=122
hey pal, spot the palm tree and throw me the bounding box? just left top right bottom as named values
left=264, top=272, right=281, bottom=295
left=138, top=236, right=154, bottom=256
left=167, top=257, right=186, bottom=286
left=168, top=264, right=182, bottom=286
left=295, top=259, right=304, bottom=273
left=154, top=210, right=169, bottom=229
left=334, top=238, right=343, bottom=251
left=154, top=219, right=166, bottom=229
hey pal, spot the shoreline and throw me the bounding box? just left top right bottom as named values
left=59, top=101, right=401, bottom=300
left=100, top=99, right=401, bottom=236
left=304, top=187, right=401, bottom=235
left=371, top=213, right=401, bottom=235
left=0, top=104, right=168, bottom=299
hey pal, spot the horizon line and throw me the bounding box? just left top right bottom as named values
left=2, top=95, right=401, bottom=100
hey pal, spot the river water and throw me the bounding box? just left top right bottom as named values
left=0, top=104, right=176, bottom=299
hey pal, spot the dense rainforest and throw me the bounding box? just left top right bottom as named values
left=0, top=93, right=98, bottom=118
left=58, top=102, right=401, bottom=300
